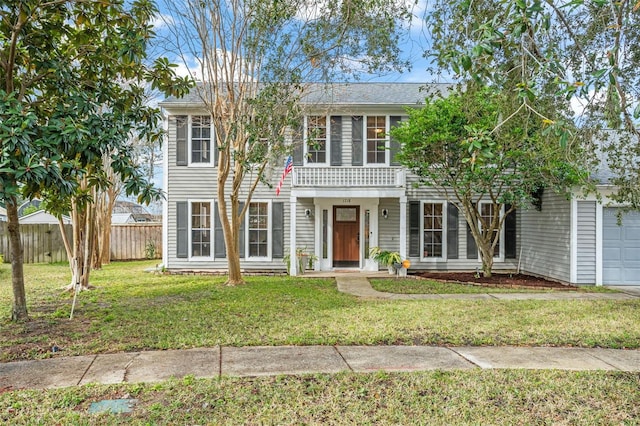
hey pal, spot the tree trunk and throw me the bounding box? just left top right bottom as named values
left=219, top=197, right=244, bottom=285
left=478, top=246, right=494, bottom=278
left=6, top=197, right=28, bottom=321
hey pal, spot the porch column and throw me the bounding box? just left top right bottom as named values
left=399, top=196, right=407, bottom=260
left=289, top=196, right=298, bottom=276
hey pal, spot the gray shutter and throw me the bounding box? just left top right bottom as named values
left=505, top=205, right=517, bottom=259
left=214, top=201, right=226, bottom=258
left=351, top=116, right=363, bottom=166
left=389, top=116, right=401, bottom=166
left=409, top=201, right=420, bottom=257
left=239, top=202, right=245, bottom=259
left=330, top=116, right=342, bottom=166
left=447, top=203, right=459, bottom=259
left=272, top=202, right=284, bottom=258
left=466, top=217, right=478, bottom=259
left=293, top=124, right=304, bottom=166
left=176, top=116, right=188, bottom=166
left=176, top=201, right=188, bottom=258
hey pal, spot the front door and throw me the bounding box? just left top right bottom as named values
left=333, top=206, right=360, bottom=267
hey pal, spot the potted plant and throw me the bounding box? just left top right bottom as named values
left=369, top=247, right=402, bottom=274
left=282, top=247, right=318, bottom=275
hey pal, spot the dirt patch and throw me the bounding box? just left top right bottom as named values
left=413, top=271, right=577, bottom=290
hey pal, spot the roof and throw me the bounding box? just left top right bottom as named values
left=159, top=82, right=454, bottom=109
left=18, top=210, right=71, bottom=225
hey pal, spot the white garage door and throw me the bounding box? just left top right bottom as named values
left=603, top=208, right=640, bottom=285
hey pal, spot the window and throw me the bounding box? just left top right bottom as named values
left=366, top=116, right=387, bottom=164
left=191, top=202, right=211, bottom=257
left=191, top=115, right=212, bottom=164
left=480, top=202, right=502, bottom=258
left=248, top=202, right=269, bottom=257
left=306, top=116, right=327, bottom=163
left=423, top=203, right=444, bottom=258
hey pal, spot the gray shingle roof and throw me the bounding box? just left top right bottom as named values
left=160, top=82, right=454, bottom=108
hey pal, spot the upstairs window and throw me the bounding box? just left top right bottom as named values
left=306, top=115, right=327, bottom=164
left=366, top=116, right=387, bottom=164
left=191, top=115, right=212, bottom=164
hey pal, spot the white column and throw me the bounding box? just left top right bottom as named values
left=289, top=196, right=297, bottom=276
left=399, top=196, right=407, bottom=260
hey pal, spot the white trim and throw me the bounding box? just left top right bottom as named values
left=289, top=197, right=298, bottom=275
left=303, top=115, right=330, bottom=166
left=420, top=200, right=447, bottom=262
left=569, top=198, right=578, bottom=284
left=162, top=110, right=169, bottom=267
left=188, top=199, right=215, bottom=261
left=363, top=115, right=389, bottom=166
left=244, top=200, right=272, bottom=261
left=595, top=202, right=603, bottom=286
left=188, top=115, right=215, bottom=167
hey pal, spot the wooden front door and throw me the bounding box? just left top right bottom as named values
left=333, top=206, right=360, bottom=267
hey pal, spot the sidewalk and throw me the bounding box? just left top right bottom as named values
left=2, top=345, right=640, bottom=390
left=1, top=274, right=638, bottom=391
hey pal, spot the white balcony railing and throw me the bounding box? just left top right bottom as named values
left=292, top=167, right=405, bottom=188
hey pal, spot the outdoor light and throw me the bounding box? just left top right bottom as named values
left=305, top=209, right=312, bottom=218
left=382, top=208, right=389, bottom=219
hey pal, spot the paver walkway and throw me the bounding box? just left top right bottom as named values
left=333, top=273, right=640, bottom=300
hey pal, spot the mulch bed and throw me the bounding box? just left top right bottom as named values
left=413, top=271, right=578, bottom=290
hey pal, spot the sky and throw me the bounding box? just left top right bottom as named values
left=152, top=0, right=443, bottom=84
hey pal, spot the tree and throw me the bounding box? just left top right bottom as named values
left=392, top=85, right=584, bottom=277
left=163, top=0, right=412, bottom=284
left=425, top=0, right=640, bottom=206
left=0, top=0, right=191, bottom=320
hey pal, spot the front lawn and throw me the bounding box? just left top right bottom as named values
left=1, top=371, right=639, bottom=424
left=1, top=261, right=639, bottom=362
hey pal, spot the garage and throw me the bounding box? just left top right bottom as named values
left=603, top=208, right=640, bottom=285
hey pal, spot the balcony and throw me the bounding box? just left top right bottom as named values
left=292, top=167, right=405, bottom=188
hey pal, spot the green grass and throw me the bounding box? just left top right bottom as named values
left=1, top=261, right=639, bottom=362
left=1, top=371, right=639, bottom=424
left=369, top=278, right=618, bottom=294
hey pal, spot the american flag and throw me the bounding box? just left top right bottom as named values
left=275, top=156, right=293, bottom=196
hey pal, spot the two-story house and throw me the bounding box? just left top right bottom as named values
left=160, top=83, right=640, bottom=286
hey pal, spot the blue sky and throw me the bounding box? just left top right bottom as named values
left=153, top=0, right=444, bottom=84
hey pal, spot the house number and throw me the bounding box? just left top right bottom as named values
left=342, top=199, right=351, bottom=203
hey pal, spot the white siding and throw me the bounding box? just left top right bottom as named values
left=518, top=192, right=572, bottom=283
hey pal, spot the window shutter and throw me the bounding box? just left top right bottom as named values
left=214, top=201, right=226, bottom=258
left=505, top=205, right=517, bottom=259
left=330, top=116, right=342, bottom=166
left=390, top=116, right=401, bottom=166
left=176, top=202, right=188, bottom=258
left=351, top=116, right=363, bottom=166
left=293, top=124, right=304, bottom=166
left=447, top=203, right=459, bottom=259
left=272, top=202, right=284, bottom=258
left=466, top=222, right=478, bottom=259
left=175, top=116, right=188, bottom=166
left=239, top=202, right=245, bottom=259
left=409, top=201, right=420, bottom=257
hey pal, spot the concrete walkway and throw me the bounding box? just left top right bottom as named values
left=333, top=273, right=640, bottom=300
left=2, top=345, right=639, bottom=390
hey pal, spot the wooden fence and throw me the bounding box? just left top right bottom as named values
left=0, top=222, right=162, bottom=264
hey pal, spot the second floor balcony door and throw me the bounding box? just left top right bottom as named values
left=333, top=206, right=360, bottom=267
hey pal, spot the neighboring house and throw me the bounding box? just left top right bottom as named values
left=113, top=200, right=159, bottom=223
left=159, top=83, right=639, bottom=286
left=18, top=210, right=71, bottom=225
